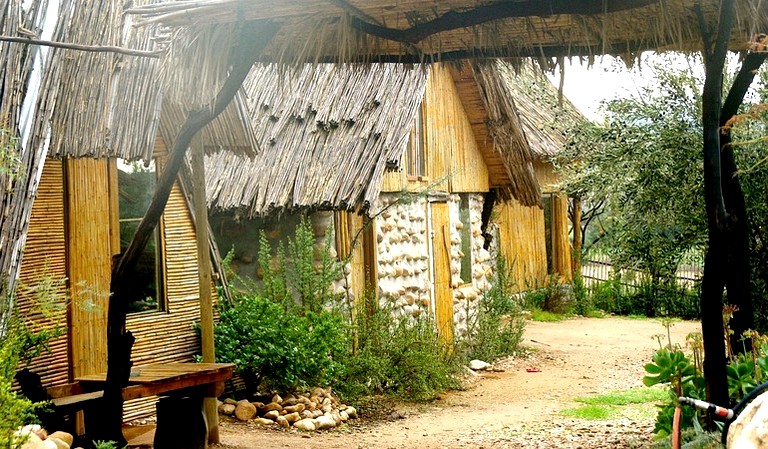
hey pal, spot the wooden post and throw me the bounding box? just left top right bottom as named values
left=191, top=136, right=218, bottom=444
left=572, top=196, right=582, bottom=278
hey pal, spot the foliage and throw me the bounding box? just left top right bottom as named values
left=336, top=301, right=460, bottom=402
left=522, top=275, right=573, bottom=315
left=0, top=326, right=37, bottom=448
left=458, top=254, right=526, bottom=362
left=214, top=294, right=347, bottom=393
left=93, top=441, right=127, bottom=449
left=582, top=267, right=699, bottom=319
left=0, top=126, right=22, bottom=184
left=286, top=220, right=343, bottom=313
left=644, top=327, right=768, bottom=439
left=558, top=58, right=707, bottom=292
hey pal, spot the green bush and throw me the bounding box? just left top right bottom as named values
left=214, top=295, right=348, bottom=394
left=337, top=302, right=460, bottom=402
left=459, top=254, right=525, bottom=362
left=0, top=321, right=40, bottom=448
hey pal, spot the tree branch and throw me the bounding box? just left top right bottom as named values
left=111, top=20, right=280, bottom=288
left=0, top=35, right=163, bottom=58
left=349, top=0, right=656, bottom=44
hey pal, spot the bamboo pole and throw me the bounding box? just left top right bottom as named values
left=192, top=135, right=218, bottom=444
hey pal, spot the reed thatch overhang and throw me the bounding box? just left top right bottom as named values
left=126, top=0, right=767, bottom=64
left=205, top=63, right=430, bottom=218
left=204, top=59, right=582, bottom=217
left=494, top=60, right=587, bottom=159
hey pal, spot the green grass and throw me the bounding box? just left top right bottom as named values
left=529, top=309, right=568, bottom=322
left=576, top=387, right=667, bottom=406
left=560, top=387, right=667, bottom=421
left=561, top=404, right=618, bottom=420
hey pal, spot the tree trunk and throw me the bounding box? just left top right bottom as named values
left=95, top=21, right=279, bottom=445
left=698, top=0, right=733, bottom=411
left=720, top=52, right=768, bottom=353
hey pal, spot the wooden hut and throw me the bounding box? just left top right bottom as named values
left=205, top=60, right=580, bottom=341
left=0, top=0, right=254, bottom=421
left=491, top=61, right=588, bottom=288
left=1, top=0, right=763, bottom=424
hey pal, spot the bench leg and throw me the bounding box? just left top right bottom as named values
left=153, top=396, right=208, bottom=449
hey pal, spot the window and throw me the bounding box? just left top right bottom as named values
left=404, top=104, right=426, bottom=178
left=117, top=159, right=165, bottom=313
left=459, top=194, right=472, bottom=283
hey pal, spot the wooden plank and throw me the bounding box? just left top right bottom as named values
left=51, top=391, right=104, bottom=409
left=431, top=202, right=453, bottom=345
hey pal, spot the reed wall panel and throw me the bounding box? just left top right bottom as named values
left=66, top=158, right=110, bottom=378
left=448, top=64, right=508, bottom=189
left=15, top=159, right=70, bottom=387
left=423, top=67, right=448, bottom=192
left=550, top=194, right=572, bottom=280
left=381, top=168, right=406, bottom=192
left=434, top=66, right=489, bottom=193
left=496, top=200, right=548, bottom=291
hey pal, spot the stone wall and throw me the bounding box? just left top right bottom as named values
left=373, top=193, right=495, bottom=335
left=374, top=194, right=432, bottom=319
left=448, top=194, right=494, bottom=337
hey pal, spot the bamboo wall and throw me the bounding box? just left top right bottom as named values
left=16, top=138, right=214, bottom=421
left=382, top=64, right=490, bottom=194
left=496, top=199, right=548, bottom=291
left=549, top=193, right=572, bottom=281
left=14, top=159, right=70, bottom=387
left=424, top=65, right=489, bottom=194
left=66, top=158, right=111, bottom=379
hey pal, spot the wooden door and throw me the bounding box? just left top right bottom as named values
left=430, top=202, right=453, bottom=345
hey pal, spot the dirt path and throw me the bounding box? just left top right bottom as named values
left=216, top=317, right=700, bottom=448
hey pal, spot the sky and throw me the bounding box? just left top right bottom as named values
left=545, top=53, right=760, bottom=121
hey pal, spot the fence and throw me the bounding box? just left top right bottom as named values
left=581, top=254, right=703, bottom=290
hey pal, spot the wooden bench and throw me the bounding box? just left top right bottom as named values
left=44, top=363, right=234, bottom=448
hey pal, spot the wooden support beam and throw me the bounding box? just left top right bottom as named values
left=349, top=0, right=656, bottom=44
left=191, top=135, right=218, bottom=444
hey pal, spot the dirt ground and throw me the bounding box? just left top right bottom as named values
left=214, top=316, right=701, bottom=449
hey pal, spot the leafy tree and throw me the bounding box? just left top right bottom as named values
left=557, top=57, right=708, bottom=309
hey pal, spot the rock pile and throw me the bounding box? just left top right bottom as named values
left=219, top=387, right=358, bottom=431
left=14, top=425, right=76, bottom=449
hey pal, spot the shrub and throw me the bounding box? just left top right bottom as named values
left=0, top=321, right=41, bottom=448
left=459, top=254, right=525, bottom=362
left=522, top=275, right=573, bottom=315
left=214, top=295, right=348, bottom=394
left=337, top=302, right=460, bottom=402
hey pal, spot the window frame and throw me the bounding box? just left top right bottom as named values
left=114, top=158, right=167, bottom=314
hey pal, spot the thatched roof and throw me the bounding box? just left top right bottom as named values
left=126, top=0, right=767, bottom=64
left=205, top=60, right=582, bottom=216
left=495, top=61, right=586, bottom=159
left=205, top=63, right=429, bottom=217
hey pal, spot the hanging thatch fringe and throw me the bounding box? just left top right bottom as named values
left=125, top=0, right=767, bottom=64
left=494, top=61, right=586, bottom=159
